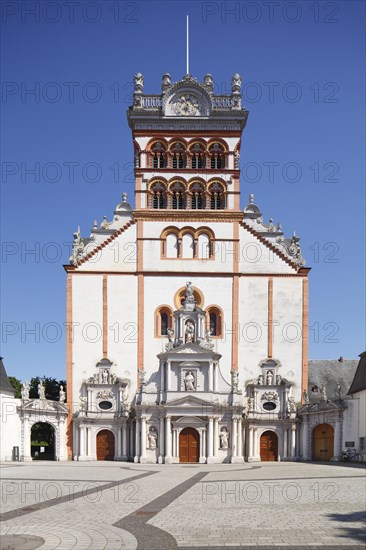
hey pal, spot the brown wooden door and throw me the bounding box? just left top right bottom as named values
left=96, top=430, right=115, bottom=461
left=313, top=424, right=334, bottom=461
left=179, top=427, right=199, bottom=463
left=260, top=431, right=278, bottom=461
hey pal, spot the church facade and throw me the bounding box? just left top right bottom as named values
left=65, top=72, right=310, bottom=463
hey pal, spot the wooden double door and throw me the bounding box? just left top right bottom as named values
left=179, top=427, right=199, bottom=463
left=260, top=431, right=278, bottom=461
left=313, top=424, right=334, bottom=461
left=96, top=429, right=115, bottom=461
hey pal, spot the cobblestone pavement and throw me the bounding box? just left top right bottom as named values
left=0, top=461, right=365, bottom=549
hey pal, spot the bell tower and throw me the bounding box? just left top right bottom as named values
left=127, top=72, right=248, bottom=215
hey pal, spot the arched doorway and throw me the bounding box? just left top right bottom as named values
left=260, top=431, right=278, bottom=461
left=96, top=429, right=115, bottom=461
left=179, top=427, right=199, bottom=463
left=31, top=422, right=55, bottom=460
left=313, top=424, right=334, bottom=461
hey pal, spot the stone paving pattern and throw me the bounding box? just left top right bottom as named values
left=0, top=461, right=365, bottom=548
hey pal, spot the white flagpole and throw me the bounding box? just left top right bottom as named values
left=186, top=15, right=189, bottom=75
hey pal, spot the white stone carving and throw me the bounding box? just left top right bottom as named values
left=266, top=370, right=274, bottom=385
left=38, top=381, right=46, bottom=400
left=147, top=427, right=158, bottom=449
left=79, top=395, right=87, bottom=412
left=261, top=391, right=279, bottom=402
left=21, top=381, right=30, bottom=400
left=59, top=385, right=65, bottom=403
left=184, top=371, right=195, bottom=391
left=219, top=428, right=229, bottom=450
left=185, top=321, right=195, bottom=343
left=96, top=390, right=114, bottom=399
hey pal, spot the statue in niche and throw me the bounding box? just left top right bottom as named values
left=276, top=374, right=282, bottom=385
left=38, top=380, right=46, bottom=399
left=102, top=369, right=109, bottom=384
left=185, top=321, right=195, bottom=343
left=167, top=327, right=174, bottom=342
left=147, top=427, right=158, bottom=449
left=21, top=381, right=30, bottom=400
left=258, top=375, right=264, bottom=385
left=59, top=385, right=66, bottom=403
left=184, top=371, right=195, bottom=391
left=219, top=428, right=229, bottom=450
left=266, top=370, right=274, bottom=385
left=248, top=397, right=255, bottom=412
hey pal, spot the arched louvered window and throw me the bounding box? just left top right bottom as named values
left=209, top=143, right=225, bottom=169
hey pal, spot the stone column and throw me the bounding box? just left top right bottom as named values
left=140, top=416, right=147, bottom=463
left=208, top=362, right=213, bottom=392
left=172, top=428, right=176, bottom=458
left=158, top=416, right=165, bottom=463
left=160, top=362, right=165, bottom=396
left=237, top=418, right=243, bottom=459
left=116, top=427, right=122, bottom=459
left=213, top=363, right=218, bottom=392
left=301, top=416, right=308, bottom=460
left=248, top=427, right=253, bottom=460
left=166, top=362, right=171, bottom=391
left=207, top=416, right=214, bottom=461
left=290, top=425, right=296, bottom=459
left=332, top=421, right=341, bottom=461
left=253, top=428, right=258, bottom=460
left=165, top=416, right=172, bottom=463
left=134, top=419, right=140, bottom=463
left=122, top=424, right=128, bottom=460
left=213, top=417, right=219, bottom=458
left=129, top=424, right=134, bottom=460
left=231, top=416, right=237, bottom=462
left=283, top=427, right=288, bottom=459
left=79, top=426, right=85, bottom=459
left=202, top=429, right=206, bottom=460
left=23, top=416, right=32, bottom=461
left=87, top=427, right=92, bottom=458
left=58, top=418, right=67, bottom=461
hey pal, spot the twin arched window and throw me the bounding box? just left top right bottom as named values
left=162, top=227, right=214, bottom=259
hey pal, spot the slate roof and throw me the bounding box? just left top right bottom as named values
left=348, top=352, right=366, bottom=395
left=308, top=359, right=359, bottom=401
left=0, top=357, right=15, bottom=395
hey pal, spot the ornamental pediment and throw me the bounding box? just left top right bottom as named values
left=166, top=394, right=214, bottom=407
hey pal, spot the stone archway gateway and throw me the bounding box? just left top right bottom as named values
left=96, top=429, right=115, bottom=461
left=31, top=422, right=55, bottom=460
left=179, top=427, right=199, bottom=463
left=313, top=423, right=334, bottom=461
left=260, top=430, right=278, bottom=461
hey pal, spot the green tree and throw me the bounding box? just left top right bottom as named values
left=8, top=376, right=22, bottom=398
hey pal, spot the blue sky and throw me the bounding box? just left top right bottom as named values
left=1, top=0, right=365, bottom=381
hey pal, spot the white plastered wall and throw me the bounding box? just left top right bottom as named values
left=72, top=275, right=103, bottom=407
left=0, top=394, right=21, bottom=461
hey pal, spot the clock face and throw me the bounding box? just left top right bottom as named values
left=175, top=94, right=200, bottom=116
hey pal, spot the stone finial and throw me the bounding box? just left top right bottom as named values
left=100, top=216, right=108, bottom=230
left=122, top=192, right=127, bottom=203
left=133, top=73, right=144, bottom=93
left=231, top=73, right=242, bottom=94
left=161, top=73, right=172, bottom=92
left=249, top=194, right=254, bottom=204
left=277, top=222, right=282, bottom=231
left=93, top=220, right=98, bottom=229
